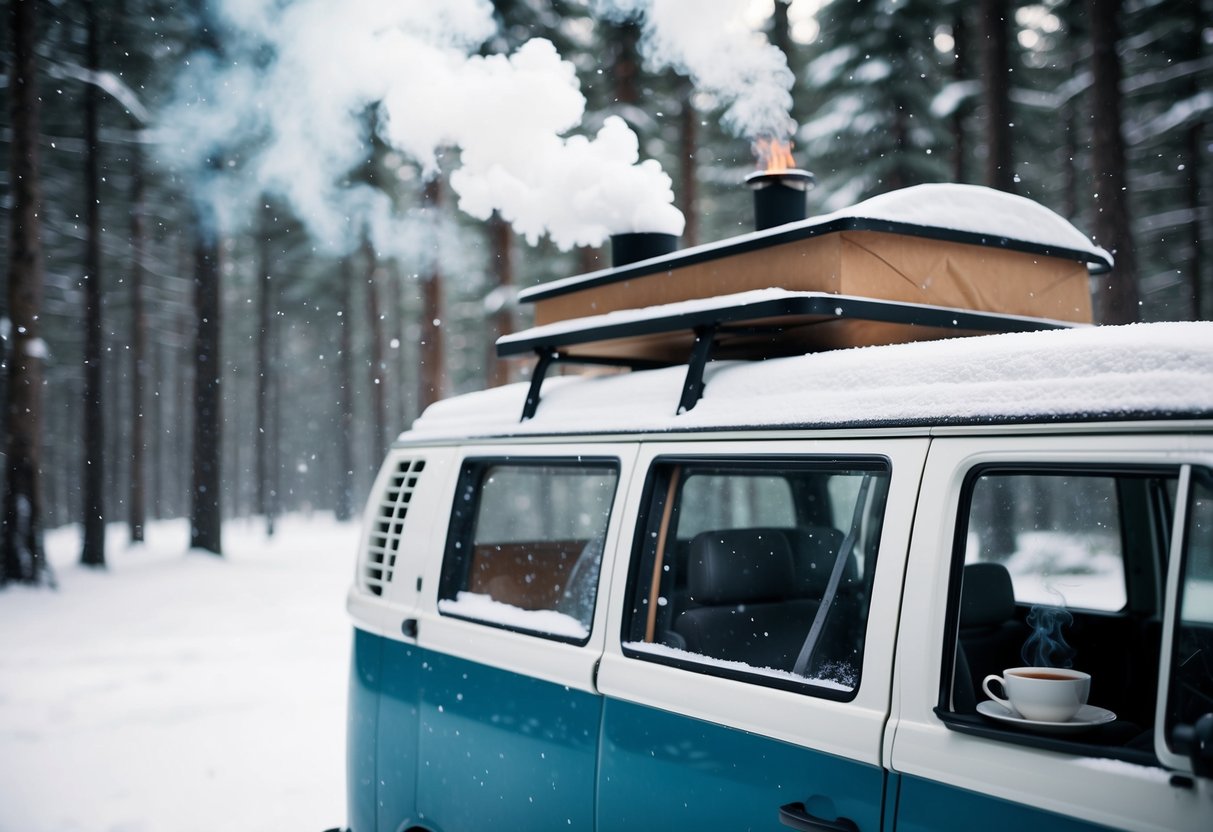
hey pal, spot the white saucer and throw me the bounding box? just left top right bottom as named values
left=977, top=700, right=1117, bottom=734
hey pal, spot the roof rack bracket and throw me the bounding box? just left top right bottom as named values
left=521, top=347, right=558, bottom=422
left=677, top=324, right=718, bottom=414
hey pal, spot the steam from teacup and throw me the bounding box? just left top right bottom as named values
left=1021, top=604, right=1076, bottom=668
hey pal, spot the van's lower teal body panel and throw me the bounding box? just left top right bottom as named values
left=376, top=636, right=423, bottom=832
left=413, top=647, right=601, bottom=832
left=894, top=775, right=1116, bottom=832
left=598, top=697, right=884, bottom=832
left=348, top=629, right=382, bottom=832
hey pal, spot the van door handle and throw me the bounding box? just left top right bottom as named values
left=778, top=802, right=859, bottom=832
left=401, top=618, right=418, bottom=638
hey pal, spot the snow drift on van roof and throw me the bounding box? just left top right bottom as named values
left=404, top=322, right=1213, bottom=441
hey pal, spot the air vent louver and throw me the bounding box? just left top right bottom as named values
left=363, top=457, right=425, bottom=596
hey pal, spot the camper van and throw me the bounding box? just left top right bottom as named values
left=342, top=184, right=1213, bottom=832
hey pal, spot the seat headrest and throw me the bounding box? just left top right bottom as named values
left=687, top=529, right=796, bottom=606
left=781, top=526, right=854, bottom=597
left=960, top=562, right=1016, bottom=629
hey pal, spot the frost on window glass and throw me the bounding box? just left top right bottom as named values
left=438, top=460, right=618, bottom=643
left=623, top=458, right=889, bottom=700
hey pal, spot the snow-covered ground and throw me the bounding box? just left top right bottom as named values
left=0, top=514, right=358, bottom=832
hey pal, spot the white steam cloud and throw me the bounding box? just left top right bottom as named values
left=157, top=0, right=684, bottom=255
left=595, top=0, right=798, bottom=141
left=159, top=1, right=798, bottom=254
left=377, top=37, right=684, bottom=248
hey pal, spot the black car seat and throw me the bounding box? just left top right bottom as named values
left=674, top=528, right=819, bottom=672
left=954, top=562, right=1028, bottom=712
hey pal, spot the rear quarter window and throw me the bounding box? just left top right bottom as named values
left=437, top=459, right=619, bottom=644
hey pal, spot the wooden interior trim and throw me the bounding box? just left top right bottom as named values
left=645, top=466, right=682, bottom=643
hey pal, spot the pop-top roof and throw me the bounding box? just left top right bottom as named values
left=520, top=183, right=1114, bottom=304
left=407, top=322, right=1213, bottom=442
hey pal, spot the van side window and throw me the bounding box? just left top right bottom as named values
left=437, top=459, right=619, bottom=644
left=1160, top=466, right=1213, bottom=769
left=945, top=467, right=1179, bottom=764
left=675, top=475, right=796, bottom=538
left=964, top=473, right=1128, bottom=612
left=622, top=457, right=890, bottom=700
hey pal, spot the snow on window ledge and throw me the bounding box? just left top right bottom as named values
left=438, top=591, right=589, bottom=640
left=622, top=641, right=854, bottom=692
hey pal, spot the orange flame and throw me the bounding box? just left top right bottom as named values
left=753, top=137, right=796, bottom=174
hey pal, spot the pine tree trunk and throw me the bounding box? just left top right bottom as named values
left=418, top=179, right=446, bottom=412
left=980, top=0, right=1015, bottom=191
left=1182, top=10, right=1204, bottom=320
left=771, top=0, right=792, bottom=64
left=575, top=246, right=602, bottom=273
left=889, top=101, right=910, bottom=192
left=611, top=20, right=641, bottom=107
left=190, top=213, right=223, bottom=554
left=1187, top=122, right=1204, bottom=320
left=334, top=256, right=356, bottom=522
left=2, top=0, right=50, bottom=586
left=128, top=142, right=148, bottom=543
left=149, top=318, right=162, bottom=520
left=174, top=242, right=192, bottom=520
left=950, top=13, right=968, bottom=184
left=1062, top=105, right=1079, bottom=220
left=361, top=232, right=388, bottom=464
left=81, top=0, right=106, bottom=567
left=485, top=212, right=514, bottom=389
left=255, top=201, right=277, bottom=535
left=388, top=260, right=409, bottom=425
left=1087, top=0, right=1141, bottom=324
left=678, top=77, right=699, bottom=246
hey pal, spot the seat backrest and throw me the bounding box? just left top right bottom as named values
left=684, top=528, right=795, bottom=606
left=675, top=529, right=818, bottom=671
left=956, top=562, right=1028, bottom=709
left=959, top=562, right=1017, bottom=632
left=780, top=526, right=854, bottom=598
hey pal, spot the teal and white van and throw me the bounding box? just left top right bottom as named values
left=342, top=185, right=1213, bottom=832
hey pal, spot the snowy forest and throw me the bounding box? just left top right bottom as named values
left=1, top=0, right=1210, bottom=584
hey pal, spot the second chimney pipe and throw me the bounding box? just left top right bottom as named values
left=609, top=232, right=680, bottom=268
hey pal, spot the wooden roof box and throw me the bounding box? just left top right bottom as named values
left=517, top=184, right=1111, bottom=358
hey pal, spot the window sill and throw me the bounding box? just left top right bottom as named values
left=934, top=707, right=1159, bottom=768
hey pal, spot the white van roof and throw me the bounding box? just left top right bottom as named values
left=402, top=321, right=1213, bottom=443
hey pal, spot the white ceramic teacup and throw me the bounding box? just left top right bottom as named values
left=981, top=666, right=1091, bottom=722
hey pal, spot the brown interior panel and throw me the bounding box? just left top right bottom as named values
left=467, top=540, right=587, bottom=611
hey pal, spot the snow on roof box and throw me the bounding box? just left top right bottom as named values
left=520, top=184, right=1111, bottom=357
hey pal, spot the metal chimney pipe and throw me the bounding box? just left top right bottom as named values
left=745, top=169, right=815, bottom=230
left=609, top=232, right=680, bottom=267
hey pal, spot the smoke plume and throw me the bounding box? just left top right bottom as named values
left=595, top=0, right=798, bottom=141
left=157, top=0, right=684, bottom=255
